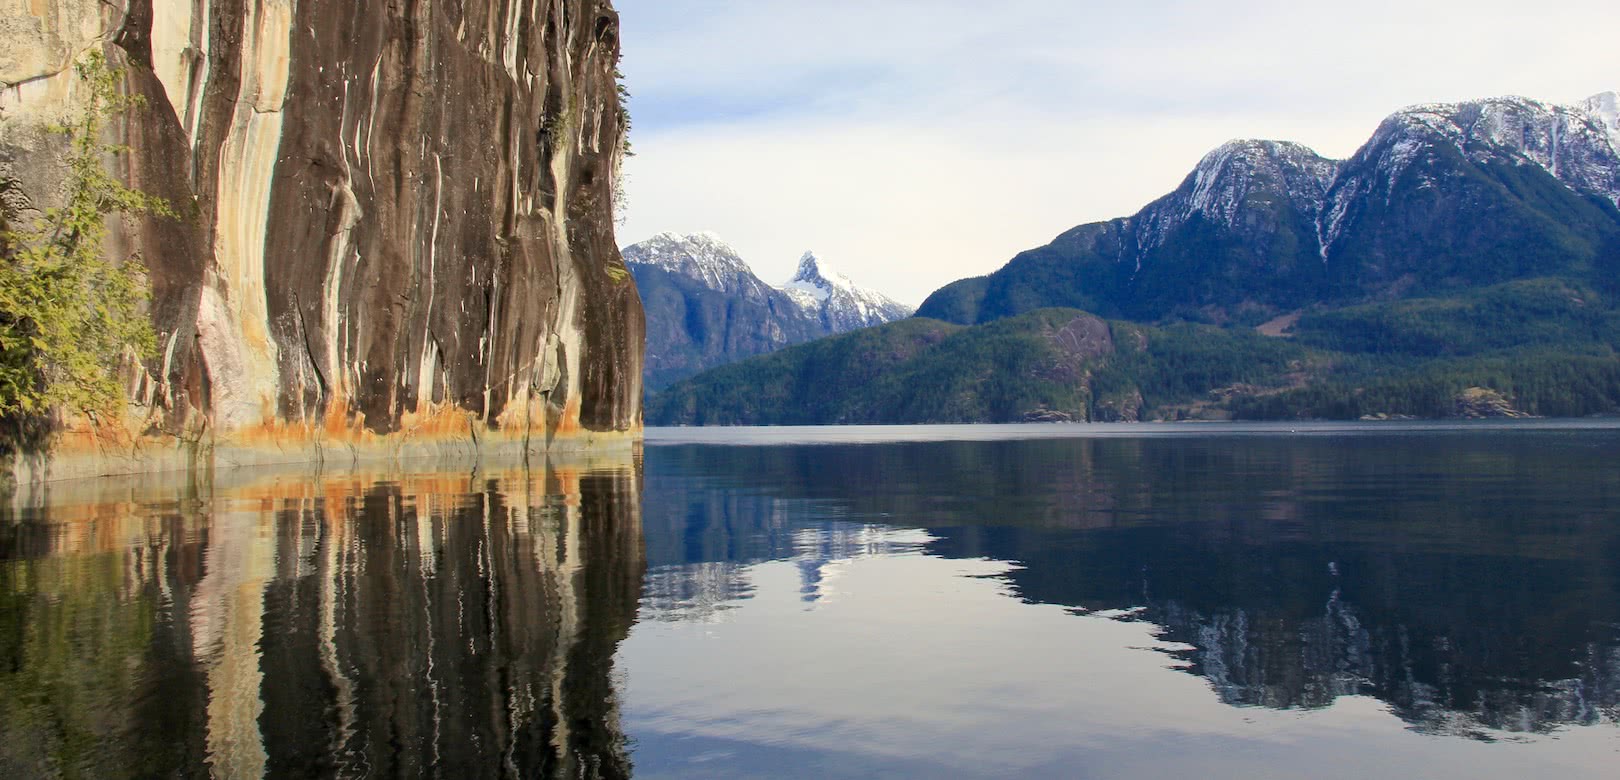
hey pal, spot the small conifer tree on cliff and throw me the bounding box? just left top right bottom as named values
left=0, top=52, right=169, bottom=435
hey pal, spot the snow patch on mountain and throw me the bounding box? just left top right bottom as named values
left=1366, top=93, right=1620, bottom=203
left=783, top=252, right=915, bottom=330
left=781, top=253, right=834, bottom=305
left=623, top=234, right=913, bottom=333
left=1317, top=91, right=1620, bottom=257
left=1186, top=141, right=1338, bottom=225
left=621, top=231, right=762, bottom=296
left=1586, top=91, right=1620, bottom=154
left=1093, top=91, right=1620, bottom=272
left=1132, top=140, right=1339, bottom=259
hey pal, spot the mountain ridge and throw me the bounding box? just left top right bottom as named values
left=653, top=89, right=1620, bottom=426
left=624, top=233, right=911, bottom=389
left=919, top=90, right=1620, bottom=326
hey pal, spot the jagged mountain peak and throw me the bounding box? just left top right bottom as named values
left=922, top=87, right=1620, bottom=328
left=781, top=250, right=914, bottom=327
left=794, top=250, right=827, bottom=278
left=1318, top=90, right=1620, bottom=256
left=624, top=234, right=915, bottom=387
left=786, top=251, right=854, bottom=298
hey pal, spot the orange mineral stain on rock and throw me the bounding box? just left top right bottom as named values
left=1, top=0, right=644, bottom=489
left=554, top=397, right=584, bottom=436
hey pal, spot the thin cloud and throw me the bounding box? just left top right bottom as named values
left=614, top=0, right=1620, bottom=305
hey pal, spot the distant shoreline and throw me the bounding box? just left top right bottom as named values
left=643, top=418, right=1620, bottom=447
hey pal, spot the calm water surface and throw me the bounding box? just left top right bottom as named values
left=3, top=422, right=1619, bottom=777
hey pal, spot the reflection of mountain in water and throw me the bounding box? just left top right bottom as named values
left=793, top=526, right=914, bottom=605
left=642, top=561, right=755, bottom=622
left=1152, top=594, right=1620, bottom=739
left=0, top=464, right=643, bottom=778
left=645, top=434, right=1620, bottom=738
left=639, top=470, right=922, bottom=620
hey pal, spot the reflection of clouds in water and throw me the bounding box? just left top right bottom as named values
left=634, top=430, right=1620, bottom=777
left=624, top=551, right=1620, bottom=780
left=622, top=552, right=1618, bottom=780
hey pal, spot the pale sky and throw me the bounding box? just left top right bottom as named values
left=613, top=0, right=1620, bottom=306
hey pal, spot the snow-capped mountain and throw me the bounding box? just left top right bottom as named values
left=620, top=231, right=773, bottom=299
left=1143, top=92, right=1620, bottom=259
left=1135, top=140, right=1341, bottom=256
left=622, top=233, right=912, bottom=389
left=1320, top=91, right=1620, bottom=256
left=919, top=90, right=1620, bottom=325
left=781, top=252, right=915, bottom=331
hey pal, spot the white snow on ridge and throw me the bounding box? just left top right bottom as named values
left=1111, top=90, right=1620, bottom=270
left=622, top=234, right=913, bottom=332
left=783, top=251, right=915, bottom=330
left=782, top=252, right=834, bottom=303
left=1314, top=90, right=1620, bottom=257
left=1587, top=91, right=1620, bottom=154
left=1369, top=92, right=1620, bottom=205
left=1133, top=139, right=1339, bottom=256
left=622, top=231, right=760, bottom=295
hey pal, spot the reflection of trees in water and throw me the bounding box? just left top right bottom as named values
left=0, top=462, right=643, bottom=778
left=1152, top=597, right=1620, bottom=738
left=650, top=434, right=1620, bottom=738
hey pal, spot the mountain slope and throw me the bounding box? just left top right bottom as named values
left=650, top=276, right=1620, bottom=425
left=648, top=309, right=1309, bottom=425
left=919, top=92, right=1620, bottom=326
left=653, top=90, right=1620, bottom=426
left=625, top=233, right=911, bottom=389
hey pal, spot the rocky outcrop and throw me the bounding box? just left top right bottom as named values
left=0, top=0, right=643, bottom=482
left=1452, top=387, right=1531, bottom=419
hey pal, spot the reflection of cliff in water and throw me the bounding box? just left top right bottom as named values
left=0, top=462, right=643, bottom=778
left=647, top=434, right=1620, bottom=737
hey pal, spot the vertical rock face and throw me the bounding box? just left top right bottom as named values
left=0, top=0, right=643, bottom=479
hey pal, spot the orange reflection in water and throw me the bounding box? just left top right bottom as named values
left=0, top=456, right=643, bottom=779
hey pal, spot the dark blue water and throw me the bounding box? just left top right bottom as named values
left=3, top=422, right=1618, bottom=777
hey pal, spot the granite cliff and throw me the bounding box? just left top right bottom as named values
left=0, top=0, right=643, bottom=482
